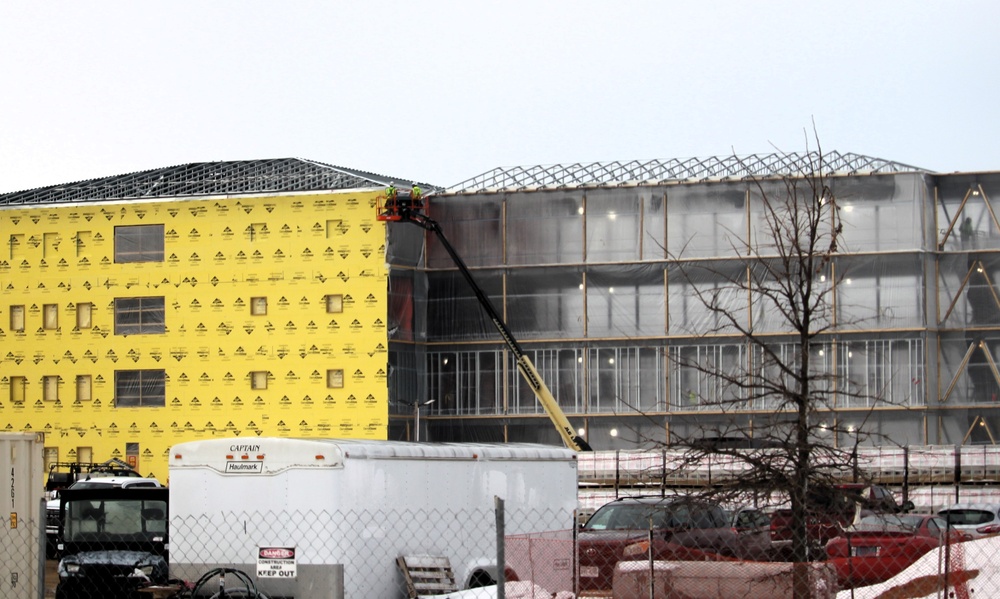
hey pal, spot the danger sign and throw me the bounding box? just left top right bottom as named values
left=257, top=546, right=297, bottom=579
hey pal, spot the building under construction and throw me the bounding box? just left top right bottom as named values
left=1, top=152, right=999, bottom=477
left=385, top=152, right=1000, bottom=451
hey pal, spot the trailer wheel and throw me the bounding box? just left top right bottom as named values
left=209, top=591, right=269, bottom=599
left=468, top=570, right=495, bottom=588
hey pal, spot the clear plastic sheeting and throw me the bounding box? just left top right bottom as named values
left=113, top=297, right=166, bottom=335
left=383, top=169, right=1000, bottom=447
left=113, top=224, right=165, bottom=263
left=114, top=369, right=166, bottom=407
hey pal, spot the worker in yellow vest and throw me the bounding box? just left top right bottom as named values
left=385, top=182, right=398, bottom=212
left=411, top=184, right=423, bottom=208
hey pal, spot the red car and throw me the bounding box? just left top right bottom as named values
left=769, top=483, right=914, bottom=556
left=577, top=498, right=770, bottom=595
left=825, top=513, right=969, bottom=589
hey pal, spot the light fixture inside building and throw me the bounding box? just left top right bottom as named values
left=578, top=428, right=586, bottom=436
left=610, top=428, right=618, bottom=437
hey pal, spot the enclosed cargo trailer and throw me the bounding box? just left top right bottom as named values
left=168, top=437, right=578, bottom=598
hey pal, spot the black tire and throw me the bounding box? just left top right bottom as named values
left=208, top=590, right=268, bottom=599
left=468, top=570, right=495, bottom=588
left=54, top=583, right=72, bottom=599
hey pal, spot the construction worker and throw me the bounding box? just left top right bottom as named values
left=385, top=182, right=398, bottom=212
left=411, top=184, right=423, bottom=208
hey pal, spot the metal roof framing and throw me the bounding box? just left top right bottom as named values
left=0, top=158, right=432, bottom=206
left=446, top=151, right=929, bottom=194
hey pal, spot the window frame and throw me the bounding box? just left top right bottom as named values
left=76, top=375, right=92, bottom=402
left=114, top=224, right=165, bottom=264
left=114, top=297, right=166, bottom=335
left=327, top=369, right=345, bottom=389
left=43, top=304, right=58, bottom=330
left=325, top=294, right=344, bottom=314
left=43, top=375, right=59, bottom=401
left=250, top=371, right=268, bottom=390
left=10, top=376, right=26, bottom=403
left=9, top=305, right=25, bottom=332
left=76, top=302, right=93, bottom=329
left=114, top=369, right=166, bottom=407
left=250, top=297, right=268, bottom=316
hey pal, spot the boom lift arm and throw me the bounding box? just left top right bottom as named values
left=378, top=189, right=592, bottom=452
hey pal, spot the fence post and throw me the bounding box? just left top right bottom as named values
left=614, top=449, right=621, bottom=499
left=902, top=445, right=909, bottom=505
left=38, top=497, right=46, bottom=599
left=495, top=496, right=505, bottom=599
left=954, top=444, right=961, bottom=504
left=660, top=448, right=667, bottom=498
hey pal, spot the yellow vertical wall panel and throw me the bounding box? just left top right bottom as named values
left=0, top=190, right=388, bottom=480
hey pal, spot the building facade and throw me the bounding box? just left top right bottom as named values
left=4, top=152, right=999, bottom=480
left=386, top=152, right=1000, bottom=451
left=0, top=159, right=417, bottom=480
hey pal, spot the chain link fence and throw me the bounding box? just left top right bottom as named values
left=7, top=501, right=1000, bottom=598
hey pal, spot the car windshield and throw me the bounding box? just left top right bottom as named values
left=70, top=479, right=157, bottom=490
left=584, top=503, right=670, bottom=530
left=940, top=509, right=997, bottom=526
left=854, top=514, right=918, bottom=531
left=64, top=498, right=167, bottom=541
left=728, top=509, right=769, bottom=529
left=583, top=501, right=723, bottom=531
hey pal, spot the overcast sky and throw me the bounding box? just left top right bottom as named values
left=1, top=1, right=997, bottom=193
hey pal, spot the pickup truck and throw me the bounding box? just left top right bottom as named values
left=55, top=486, right=169, bottom=599
left=46, top=476, right=162, bottom=559
left=769, top=483, right=914, bottom=557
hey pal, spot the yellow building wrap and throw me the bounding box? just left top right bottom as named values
left=0, top=190, right=388, bottom=481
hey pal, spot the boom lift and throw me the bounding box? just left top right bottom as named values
left=378, top=186, right=592, bottom=452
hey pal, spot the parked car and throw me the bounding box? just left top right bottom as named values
left=769, top=483, right=914, bottom=556
left=45, top=459, right=144, bottom=499
left=825, top=513, right=969, bottom=589
left=46, top=476, right=163, bottom=559
left=55, top=486, right=169, bottom=599
left=827, top=513, right=968, bottom=558
left=727, top=507, right=771, bottom=533
left=938, top=503, right=1000, bottom=539
left=577, top=497, right=771, bottom=594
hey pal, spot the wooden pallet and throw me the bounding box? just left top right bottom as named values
left=397, top=555, right=459, bottom=598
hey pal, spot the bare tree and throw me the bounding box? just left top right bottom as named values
left=662, top=140, right=896, bottom=596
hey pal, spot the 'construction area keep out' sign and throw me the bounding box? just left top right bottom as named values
left=257, top=546, right=297, bottom=579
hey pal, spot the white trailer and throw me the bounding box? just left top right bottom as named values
left=0, top=432, right=44, bottom=599
left=168, top=437, right=578, bottom=598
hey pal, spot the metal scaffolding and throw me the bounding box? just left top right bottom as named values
left=0, top=158, right=436, bottom=205
left=447, top=151, right=929, bottom=194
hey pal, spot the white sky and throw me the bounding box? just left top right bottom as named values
left=1, top=1, right=997, bottom=193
